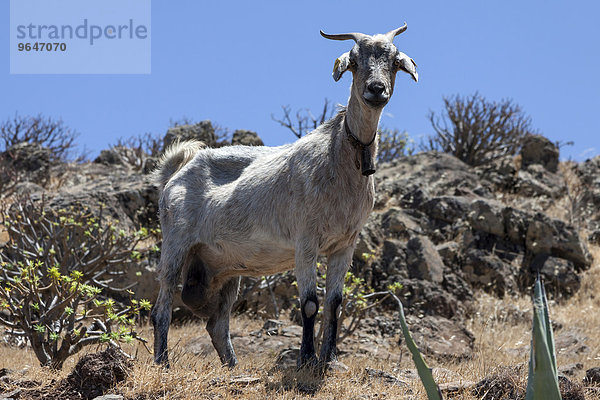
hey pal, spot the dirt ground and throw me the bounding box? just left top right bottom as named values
left=1, top=245, right=599, bottom=400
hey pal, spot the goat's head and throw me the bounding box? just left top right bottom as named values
left=321, top=24, right=418, bottom=109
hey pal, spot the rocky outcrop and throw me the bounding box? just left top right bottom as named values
left=232, top=130, right=264, bottom=146
left=163, top=120, right=217, bottom=148
left=521, top=134, right=559, bottom=173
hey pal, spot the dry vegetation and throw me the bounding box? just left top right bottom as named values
left=1, top=244, right=598, bottom=399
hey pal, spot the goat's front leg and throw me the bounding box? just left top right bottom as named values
left=319, top=247, right=353, bottom=366
left=295, top=239, right=319, bottom=368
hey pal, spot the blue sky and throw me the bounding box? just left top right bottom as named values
left=2, top=1, right=599, bottom=161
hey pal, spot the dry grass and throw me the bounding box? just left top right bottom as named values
left=1, top=247, right=599, bottom=399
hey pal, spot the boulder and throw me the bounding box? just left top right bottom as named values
left=0, top=141, right=54, bottom=185
left=406, top=236, right=445, bottom=283
left=2, top=141, right=53, bottom=171
left=516, top=163, right=566, bottom=198
left=163, top=120, right=216, bottom=149
left=462, top=249, right=517, bottom=297
left=231, top=130, right=264, bottom=146
left=521, top=134, right=559, bottom=173
left=419, top=196, right=470, bottom=224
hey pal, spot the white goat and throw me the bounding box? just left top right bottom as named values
left=151, top=25, right=418, bottom=370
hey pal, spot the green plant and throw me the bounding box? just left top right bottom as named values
left=426, top=92, right=537, bottom=166
left=525, top=276, right=561, bottom=399
left=315, top=266, right=404, bottom=345
left=0, top=198, right=154, bottom=369
left=389, top=291, right=443, bottom=400
left=0, top=260, right=151, bottom=369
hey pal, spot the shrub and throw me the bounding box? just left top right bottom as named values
left=272, top=98, right=335, bottom=139
left=378, top=127, right=412, bottom=163
left=0, top=114, right=79, bottom=161
left=425, top=93, right=537, bottom=166
left=0, top=198, right=153, bottom=369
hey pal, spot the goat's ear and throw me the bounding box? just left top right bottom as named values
left=395, top=52, right=418, bottom=82
left=332, top=51, right=351, bottom=82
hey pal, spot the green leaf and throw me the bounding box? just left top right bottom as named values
left=397, top=298, right=443, bottom=400
left=525, top=276, right=561, bottom=400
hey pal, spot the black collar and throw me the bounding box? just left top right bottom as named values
left=344, top=117, right=377, bottom=176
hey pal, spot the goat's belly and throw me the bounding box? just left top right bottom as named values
left=202, top=243, right=296, bottom=278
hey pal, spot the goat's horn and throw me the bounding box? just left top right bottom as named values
left=385, top=23, right=408, bottom=41
left=320, top=30, right=365, bottom=42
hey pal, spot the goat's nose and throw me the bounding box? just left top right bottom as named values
left=367, top=82, right=385, bottom=95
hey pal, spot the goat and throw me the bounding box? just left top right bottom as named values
left=151, top=25, right=418, bottom=370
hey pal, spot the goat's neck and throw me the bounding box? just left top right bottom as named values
left=345, top=90, right=383, bottom=144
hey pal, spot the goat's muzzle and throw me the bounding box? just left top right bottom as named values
left=363, top=82, right=389, bottom=108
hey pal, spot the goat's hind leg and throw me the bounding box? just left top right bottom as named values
left=206, top=277, right=240, bottom=368
left=151, top=257, right=180, bottom=367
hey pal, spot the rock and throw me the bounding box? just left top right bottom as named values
left=436, top=242, right=460, bottom=266
left=406, top=236, right=445, bottom=283
left=559, top=363, right=584, bottom=377
left=476, top=155, right=518, bottom=190
left=163, top=120, right=216, bottom=149
left=558, top=375, right=586, bottom=400
left=405, top=315, right=474, bottom=360
left=521, top=134, right=559, bottom=173
left=420, top=196, right=470, bottom=224
left=525, top=213, right=592, bottom=270
left=364, top=368, right=410, bottom=388
left=92, top=395, right=124, bottom=400
left=60, top=347, right=132, bottom=400
left=381, top=207, right=421, bottom=237
left=262, top=319, right=283, bottom=336
left=555, top=329, right=590, bottom=355
left=467, top=198, right=505, bottom=237
left=231, top=130, right=264, bottom=146
left=1, top=142, right=54, bottom=185
left=275, top=348, right=299, bottom=370
left=2, top=142, right=53, bottom=171
left=13, top=181, right=45, bottom=196
left=576, top=155, right=600, bottom=232
left=465, top=197, right=592, bottom=271
left=354, top=213, right=384, bottom=257
left=380, top=239, right=408, bottom=278
left=395, top=279, right=464, bottom=319
left=584, top=367, right=600, bottom=385
left=537, top=257, right=581, bottom=298
left=94, top=148, right=125, bottom=166
left=589, top=230, right=600, bottom=245
left=516, top=163, right=566, bottom=198
left=462, top=249, right=517, bottom=297
left=472, top=367, right=524, bottom=400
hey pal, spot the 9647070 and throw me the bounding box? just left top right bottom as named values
left=18, top=42, right=66, bottom=51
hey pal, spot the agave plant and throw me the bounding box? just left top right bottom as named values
left=526, top=275, right=562, bottom=400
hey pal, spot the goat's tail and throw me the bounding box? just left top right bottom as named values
left=152, top=140, right=206, bottom=190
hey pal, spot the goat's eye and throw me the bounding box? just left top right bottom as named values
left=349, top=59, right=357, bottom=67
left=393, top=58, right=401, bottom=67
